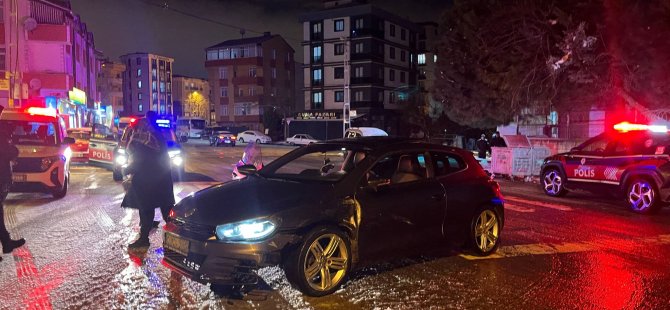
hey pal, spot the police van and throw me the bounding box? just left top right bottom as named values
left=0, top=107, right=74, bottom=198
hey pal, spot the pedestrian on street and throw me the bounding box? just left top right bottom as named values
left=121, top=111, right=175, bottom=248
left=491, top=131, right=506, bottom=147
left=0, top=106, right=26, bottom=260
left=476, top=134, right=490, bottom=159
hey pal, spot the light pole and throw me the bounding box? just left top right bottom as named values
left=341, top=36, right=351, bottom=137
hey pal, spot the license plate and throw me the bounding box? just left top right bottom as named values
left=224, top=140, right=231, bottom=143
left=164, top=233, right=189, bottom=256
left=12, top=174, right=26, bottom=182
left=75, top=153, right=85, bottom=157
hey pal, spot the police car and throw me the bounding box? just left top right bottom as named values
left=112, top=118, right=184, bottom=181
left=540, top=122, right=670, bottom=214
left=0, top=107, right=74, bottom=198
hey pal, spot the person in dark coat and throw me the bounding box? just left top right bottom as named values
left=0, top=107, right=26, bottom=259
left=476, top=134, right=490, bottom=159
left=121, top=111, right=175, bottom=248
left=491, top=131, right=506, bottom=147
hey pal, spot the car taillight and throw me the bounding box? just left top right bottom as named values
left=168, top=209, right=175, bottom=221
left=231, top=136, right=236, bottom=140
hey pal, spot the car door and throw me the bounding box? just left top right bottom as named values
left=564, top=133, right=615, bottom=185
left=355, top=151, right=447, bottom=261
left=428, top=151, right=474, bottom=240
left=88, top=124, right=117, bottom=166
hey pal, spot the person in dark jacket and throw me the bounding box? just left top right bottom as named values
left=476, top=134, right=490, bottom=159
left=0, top=108, right=26, bottom=259
left=121, top=112, right=175, bottom=248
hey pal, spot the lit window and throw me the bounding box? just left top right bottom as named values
left=138, top=103, right=143, bottom=112
left=418, top=53, right=426, bottom=65
left=137, top=69, right=141, bottom=77
left=137, top=80, right=142, bottom=88
left=312, top=68, right=322, bottom=84
left=312, top=92, right=323, bottom=109
left=433, top=55, right=437, bottom=63
left=335, top=91, right=344, bottom=102
left=334, top=19, right=344, bottom=32
left=312, top=45, right=322, bottom=62
left=219, top=67, right=227, bottom=79
left=138, top=93, right=142, bottom=100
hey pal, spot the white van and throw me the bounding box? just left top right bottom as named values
left=0, top=107, right=74, bottom=198
left=344, top=127, right=388, bottom=138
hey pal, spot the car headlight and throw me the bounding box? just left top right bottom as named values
left=168, top=150, right=181, bottom=158
left=172, top=156, right=183, bottom=166
left=215, top=219, right=276, bottom=241
left=41, top=155, right=63, bottom=171
left=115, top=154, right=128, bottom=165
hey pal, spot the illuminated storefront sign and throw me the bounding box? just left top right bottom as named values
left=68, top=87, right=87, bottom=105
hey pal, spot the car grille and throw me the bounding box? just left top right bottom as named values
left=172, top=218, right=215, bottom=240
left=13, top=158, right=43, bottom=173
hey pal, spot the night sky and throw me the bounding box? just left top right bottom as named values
left=70, top=0, right=447, bottom=78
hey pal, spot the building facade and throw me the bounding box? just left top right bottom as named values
left=120, top=53, right=173, bottom=116
left=205, top=32, right=295, bottom=130
left=172, top=75, right=211, bottom=121
left=299, top=0, right=419, bottom=135
left=0, top=0, right=100, bottom=128
left=97, top=59, right=125, bottom=121
left=417, top=22, right=438, bottom=107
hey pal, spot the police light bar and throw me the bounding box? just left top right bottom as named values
left=613, top=122, right=668, bottom=133
left=156, top=119, right=171, bottom=128
left=26, top=107, right=58, bottom=118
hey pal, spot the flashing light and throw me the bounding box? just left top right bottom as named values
left=613, top=122, right=668, bottom=133
left=156, top=119, right=171, bottom=128
left=26, top=107, right=58, bottom=118
left=130, top=118, right=138, bottom=124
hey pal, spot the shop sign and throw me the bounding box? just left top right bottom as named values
left=68, top=87, right=86, bottom=105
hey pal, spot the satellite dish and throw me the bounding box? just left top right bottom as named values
left=23, top=17, right=37, bottom=31
left=29, top=78, right=42, bottom=90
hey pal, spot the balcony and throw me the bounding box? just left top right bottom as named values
left=231, top=76, right=263, bottom=86
left=205, top=57, right=263, bottom=67
left=351, top=28, right=384, bottom=39
left=233, top=95, right=262, bottom=103
left=351, top=53, right=384, bottom=62
left=351, top=100, right=383, bottom=109
left=351, top=77, right=384, bottom=85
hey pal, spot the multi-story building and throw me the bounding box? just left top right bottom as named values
left=205, top=32, right=295, bottom=130
left=120, top=53, right=173, bottom=116
left=0, top=0, right=100, bottom=128
left=417, top=22, right=438, bottom=105
left=97, top=59, right=125, bottom=120
left=172, top=75, right=211, bottom=120
left=299, top=0, right=419, bottom=135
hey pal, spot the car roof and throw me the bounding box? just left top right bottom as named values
left=317, top=136, right=468, bottom=154
left=0, top=109, right=59, bottom=122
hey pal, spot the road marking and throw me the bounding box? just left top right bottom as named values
left=460, top=234, right=670, bottom=260
left=505, top=196, right=573, bottom=211
left=504, top=203, right=535, bottom=213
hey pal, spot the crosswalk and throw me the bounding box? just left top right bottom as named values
left=503, top=195, right=574, bottom=213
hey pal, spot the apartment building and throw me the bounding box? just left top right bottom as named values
left=299, top=0, right=419, bottom=135
left=120, top=53, right=173, bottom=116
left=205, top=32, right=295, bottom=130
left=97, top=59, right=125, bottom=118
left=0, top=0, right=99, bottom=128
left=172, top=75, right=211, bottom=121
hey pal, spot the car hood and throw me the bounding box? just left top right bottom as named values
left=173, top=176, right=334, bottom=226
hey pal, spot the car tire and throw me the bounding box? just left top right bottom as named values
left=238, top=138, right=244, bottom=143
left=541, top=168, right=567, bottom=197
left=284, top=226, right=351, bottom=297
left=289, top=142, right=295, bottom=146
left=113, top=169, right=123, bottom=181
left=256, top=139, right=261, bottom=144
left=626, top=177, right=662, bottom=214
left=468, top=205, right=502, bottom=256
left=52, top=175, right=68, bottom=199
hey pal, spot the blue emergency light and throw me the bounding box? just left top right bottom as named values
left=156, top=119, right=171, bottom=128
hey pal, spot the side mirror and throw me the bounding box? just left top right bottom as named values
left=62, top=137, right=75, bottom=145
left=570, top=147, right=579, bottom=152
left=237, top=164, right=258, bottom=176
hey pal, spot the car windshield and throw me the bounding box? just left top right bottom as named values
left=68, top=131, right=91, bottom=140
left=192, top=119, right=206, bottom=129
left=304, top=134, right=315, bottom=139
left=261, top=145, right=367, bottom=182
left=3, top=120, right=59, bottom=146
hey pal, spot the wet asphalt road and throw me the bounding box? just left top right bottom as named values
left=1, top=141, right=670, bottom=309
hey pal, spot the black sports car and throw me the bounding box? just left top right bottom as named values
left=162, top=137, right=505, bottom=296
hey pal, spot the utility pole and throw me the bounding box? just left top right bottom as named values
left=342, top=37, right=350, bottom=137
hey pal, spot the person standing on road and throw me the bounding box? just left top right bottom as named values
left=0, top=107, right=26, bottom=259
left=121, top=111, right=175, bottom=248
left=476, top=134, right=490, bottom=159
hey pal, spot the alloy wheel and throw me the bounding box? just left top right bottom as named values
left=543, top=170, right=563, bottom=195
left=474, top=210, right=499, bottom=253
left=303, top=233, right=348, bottom=292
left=628, top=180, right=655, bottom=212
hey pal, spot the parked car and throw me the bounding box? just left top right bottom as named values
left=345, top=127, right=388, bottom=138
left=163, top=137, right=504, bottom=296
left=66, top=127, right=92, bottom=163
left=209, top=130, right=236, bottom=147
left=286, top=134, right=319, bottom=146
left=237, top=130, right=271, bottom=144
left=541, top=121, right=670, bottom=214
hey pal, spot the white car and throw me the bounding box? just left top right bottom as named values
left=286, top=134, right=319, bottom=146
left=0, top=107, right=74, bottom=198
left=237, top=130, right=272, bottom=144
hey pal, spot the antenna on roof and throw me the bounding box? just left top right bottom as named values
left=240, top=28, right=246, bottom=38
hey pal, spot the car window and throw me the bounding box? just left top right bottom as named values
left=3, top=120, right=59, bottom=146
left=576, top=134, right=612, bottom=154
left=368, top=152, right=427, bottom=184
left=266, top=147, right=354, bottom=182
left=430, top=152, right=466, bottom=177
